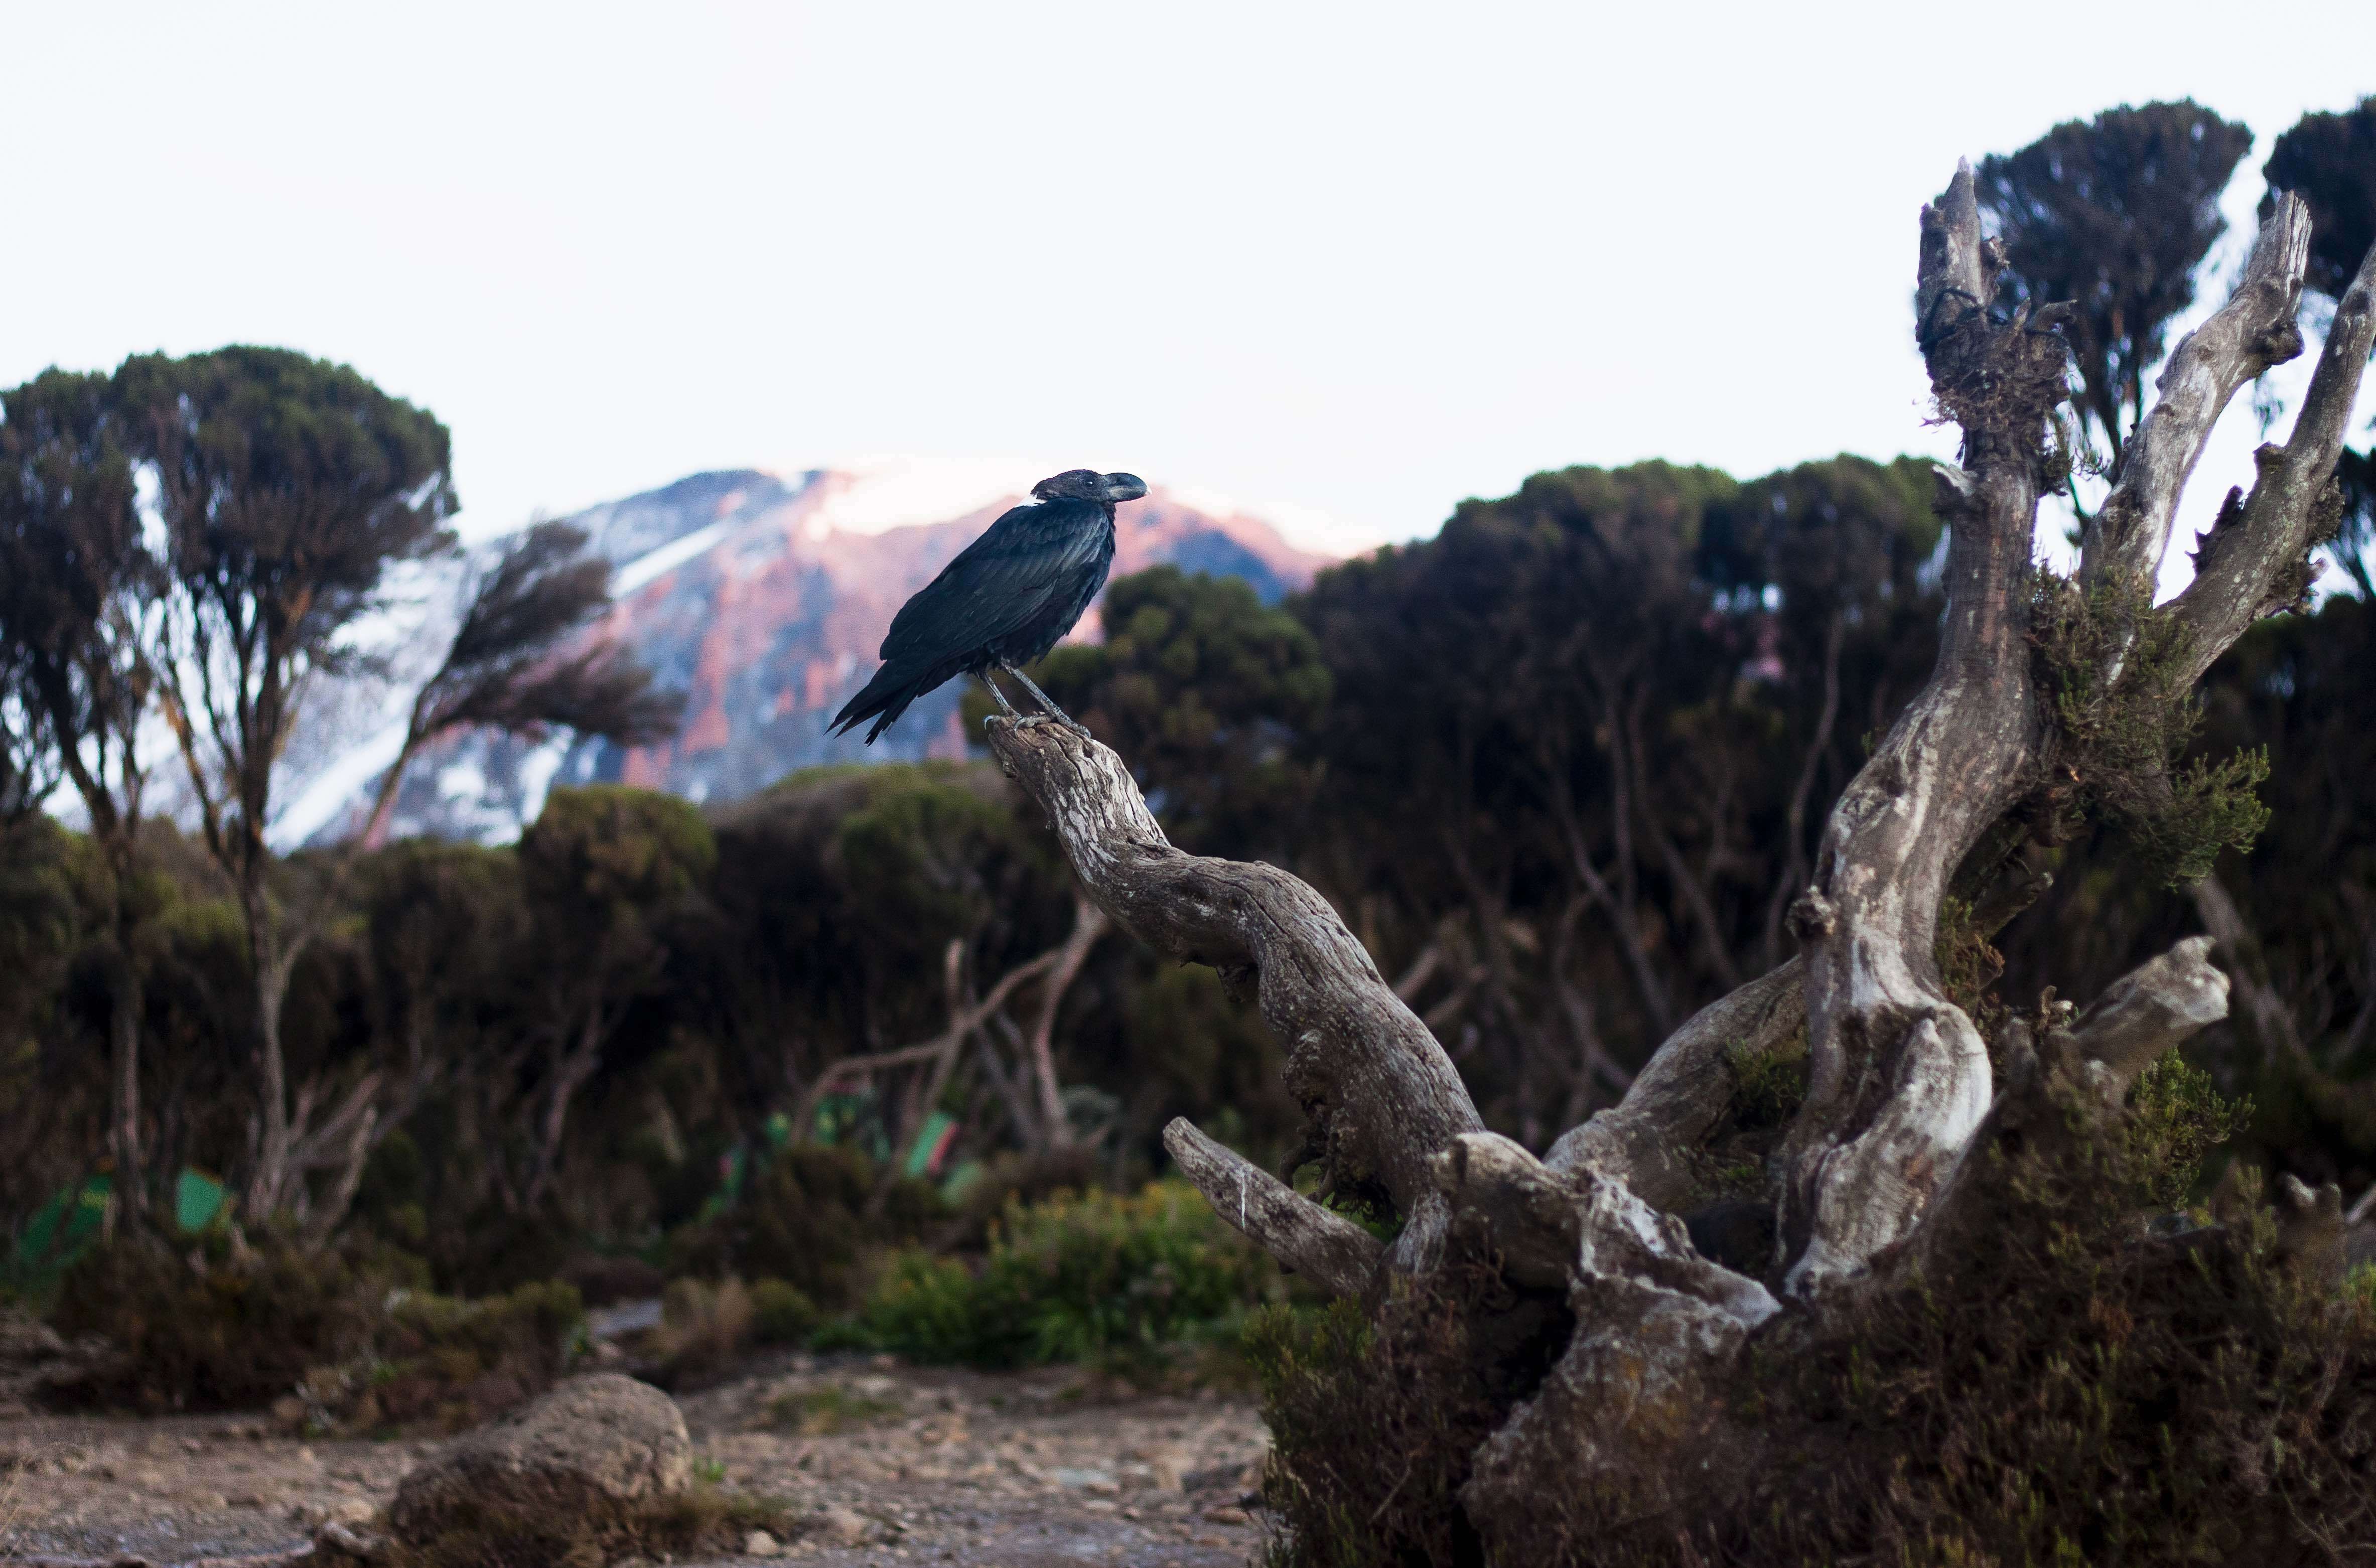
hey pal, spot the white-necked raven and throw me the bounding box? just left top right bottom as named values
left=827, top=469, right=1147, bottom=744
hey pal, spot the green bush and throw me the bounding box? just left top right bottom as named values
left=860, top=1180, right=1281, bottom=1368
left=49, top=1233, right=425, bottom=1411
left=647, top=1276, right=754, bottom=1390
left=749, top=1278, right=818, bottom=1344
left=46, top=1235, right=583, bottom=1430
left=664, top=1145, right=941, bottom=1309
left=349, top=1281, right=585, bottom=1433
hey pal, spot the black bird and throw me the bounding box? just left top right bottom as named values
left=828, top=469, right=1147, bottom=744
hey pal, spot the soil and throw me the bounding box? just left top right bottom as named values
left=0, top=1351, right=1271, bottom=1567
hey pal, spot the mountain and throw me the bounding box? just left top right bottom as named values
left=275, top=462, right=1352, bottom=846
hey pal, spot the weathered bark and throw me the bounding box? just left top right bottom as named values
left=2083, top=199, right=2315, bottom=589
left=1769, top=165, right=2070, bottom=1296
left=986, top=719, right=1482, bottom=1269
left=1162, top=1118, right=1381, bottom=1295
left=2172, top=221, right=2376, bottom=681
left=1544, top=957, right=1803, bottom=1211
left=1908, top=938, right=2228, bottom=1280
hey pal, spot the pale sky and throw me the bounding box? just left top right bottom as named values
left=5, top=2, right=2370, bottom=567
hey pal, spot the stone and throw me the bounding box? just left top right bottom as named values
left=810, top=1503, right=870, bottom=1545
left=316, top=1520, right=392, bottom=1562
left=387, top=1372, right=692, bottom=1545
left=744, top=1527, right=784, bottom=1556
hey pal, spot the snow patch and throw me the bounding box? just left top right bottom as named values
left=268, top=718, right=408, bottom=851
left=794, top=454, right=1054, bottom=537
left=512, top=738, right=570, bottom=834
left=614, top=517, right=739, bottom=596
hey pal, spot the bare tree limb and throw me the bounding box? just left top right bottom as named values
left=1022, top=893, right=1107, bottom=1148
left=1163, top=1117, right=1382, bottom=1296
left=790, top=940, right=1063, bottom=1147
left=2083, top=197, right=2315, bottom=587
left=1544, top=958, right=1804, bottom=1211
left=1911, top=938, right=2229, bottom=1275
left=2186, top=876, right=2312, bottom=1073
left=2173, top=229, right=2376, bottom=683
left=2062, top=934, right=2230, bottom=1092
left=986, top=719, right=1482, bottom=1241
left=1437, top=1128, right=1781, bottom=1324
left=1389, top=938, right=1446, bottom=1003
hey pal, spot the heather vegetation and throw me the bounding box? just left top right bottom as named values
left=3, top=93, right=2376, bottom=1564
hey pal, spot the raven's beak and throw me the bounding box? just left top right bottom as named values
left=1100, top=473, right=1149, bottom=503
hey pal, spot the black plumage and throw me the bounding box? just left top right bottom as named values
left=828, top=469, right=1147, bottom=744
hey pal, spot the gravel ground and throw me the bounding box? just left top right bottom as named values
left=0, top=1352, right=1269, bottom=1567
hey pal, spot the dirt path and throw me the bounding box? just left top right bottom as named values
left=0, top=1353, right=1269, bottom=1567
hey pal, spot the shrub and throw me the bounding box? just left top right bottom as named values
left=749, top=1278, right=817, bottom=1344
left=343, top=1281, right=585, bottom=1434
left=768, top=1383, right=899, bottom=1434
left=648, top=1276, right=754, bottom=1389
left=664, top=1145, right=941, bottom=1309
left=860, top=1180, right=1283, bottom=1368
left=1255, top=1048, right=2376, bottom=1567
left=1249, top=1268, right=1571, bottom=1568
left=48, top=1233, right=422, bottom=1411
left=46, top=1235, right=583, bottom=1431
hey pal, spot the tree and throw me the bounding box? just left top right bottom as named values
left=117, top=346, right=457, bottom=1219
left=977, top=160, right=2376, bottom=1559
left=2262, top=97, right=2376, bottom=597
left=0, top=369, right=160, bottom=1212
left=1297, top=460, right=1944, bottom=1146
left=116, top=349, right=678, bottom=1223
left=359, top=519, right=681, bottom=846
left=2262, top=96, right=2376, bottom=303
left=1008, top=565, right=1333, bottom=858
left=349, top=838, right=530, bottom=1235
left=0, top=816, right=95, bottom=1236
left=512, top=786, right=716, bottom=1212
left=1978, top=101, right=2254, bottom=476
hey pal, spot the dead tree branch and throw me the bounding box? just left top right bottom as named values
left=1162, top=1118, right=1382, bottom=1295
left=1911, top=938, right=2228, bottom=1275
left=2084, top=198, right=2315, bottom=587
left=2173, top=222, right=2376, bottom=679
left=1545, top=957, right=1803, bottom=1211
left=986, top=719, right=1482, bottom=1268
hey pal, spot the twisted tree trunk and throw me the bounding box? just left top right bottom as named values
left=984, top=166, right=2376, bottom=1560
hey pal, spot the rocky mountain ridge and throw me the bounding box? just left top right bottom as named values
left=278, top=464, right=1348, bottom=845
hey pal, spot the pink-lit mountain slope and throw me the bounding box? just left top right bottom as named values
left=295, top=464, right=1346, bottom=843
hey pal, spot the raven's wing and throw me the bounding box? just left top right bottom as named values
left=877, top=497, right=1107, bottom=666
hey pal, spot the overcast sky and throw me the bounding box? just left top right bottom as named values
left=5, top=3, right=2369, bottom=566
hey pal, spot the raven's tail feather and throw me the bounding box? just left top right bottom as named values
left=828, top=659, right=941, bottom=745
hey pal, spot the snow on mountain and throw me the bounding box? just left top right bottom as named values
left=279, top=462, right=1362, bottom=846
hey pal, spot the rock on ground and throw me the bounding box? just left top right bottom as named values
left=386, top=1371, right=691, bottom=1545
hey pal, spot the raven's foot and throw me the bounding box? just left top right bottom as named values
left=1060, top=717, right=1092, bottom=740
